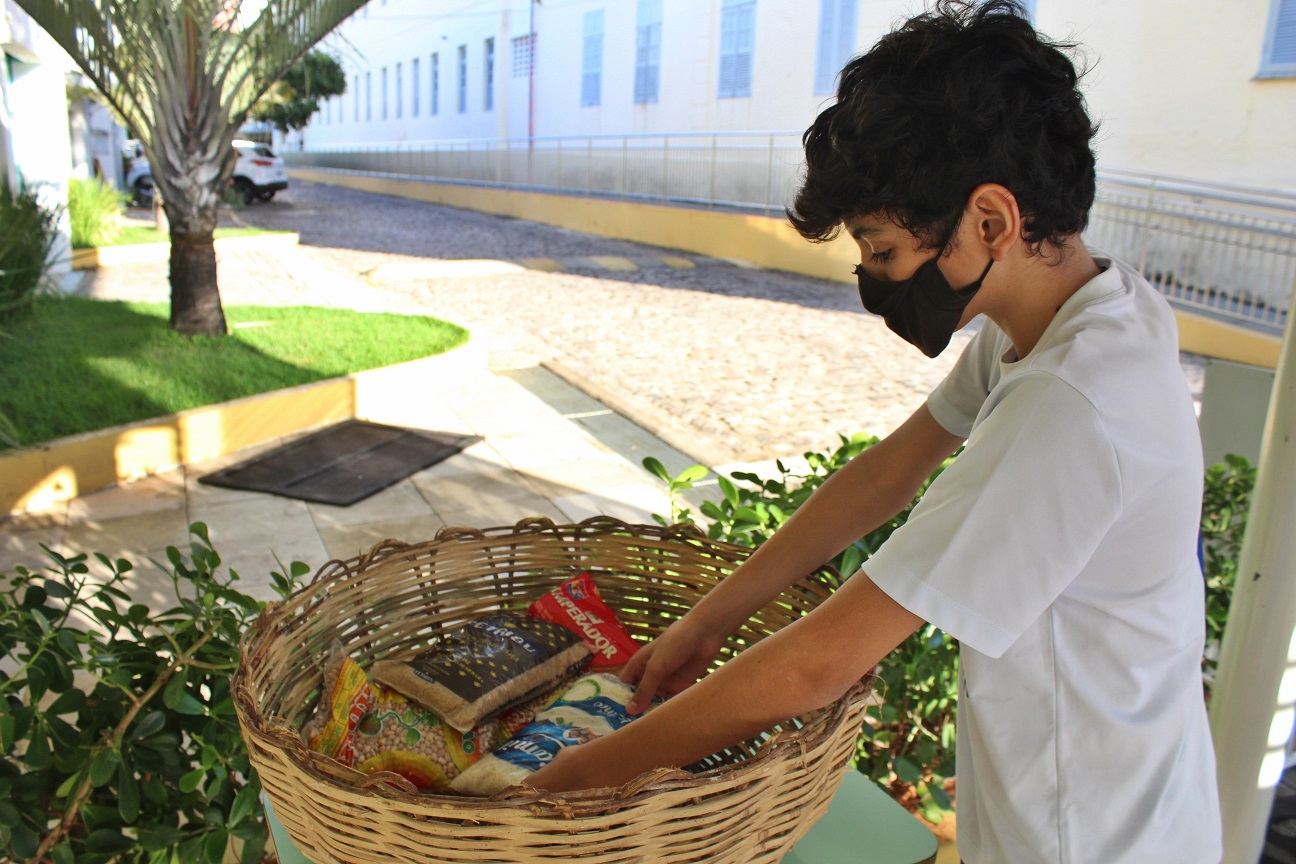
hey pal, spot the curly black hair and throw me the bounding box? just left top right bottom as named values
left=788, top=0, right=1098, bottom=252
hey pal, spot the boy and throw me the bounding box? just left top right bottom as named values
left=527, top=3, right=1223, bottom=861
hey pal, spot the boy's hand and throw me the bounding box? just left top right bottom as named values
left=619, top=616, right=727, bottom=714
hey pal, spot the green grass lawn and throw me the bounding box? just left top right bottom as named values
left=0, top=296, right=470, bottom=449
left=112, top=225, right=292, bottom=246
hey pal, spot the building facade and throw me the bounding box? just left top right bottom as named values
left=2, top=0, right=74, bottom=273
left=301, top=0, right=1296, bottom=191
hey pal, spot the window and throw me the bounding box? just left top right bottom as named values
left=635, top=0, right=662, bottom=104
left=381, top=66, right=388, bottom=119
left=512, top=34, right=535, bottom=77
left=431, top=53, right=440, bottom=115
left=412, top=57, right=420, bottom=116
left=719, top=0, right=756, bottom=99
left=1261, top=0, right=1296, bottom=77
left=582, top=9, right=604, bottom=107
left=484, top=38, right=495, bottom=111
left=458, top=45, right=467, bottom=113
left=814, top=0, right=856, bottom=96
left=365, top=71, right=372, bottom=120
left=354, top=74, right=360, bottom=121
left=396, top=62, right=403, bottom=118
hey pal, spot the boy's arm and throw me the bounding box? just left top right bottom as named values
left=527, top=570, right=921, bottom=793
left=625, top=403, right=961, bottom=711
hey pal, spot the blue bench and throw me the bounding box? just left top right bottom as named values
left=265, top=770, right=938, bottom=864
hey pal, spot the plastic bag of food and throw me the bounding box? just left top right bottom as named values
left=304, top=639, right=373, bottom=768
left=373, top=611, right=592, bottom=732
left=449, top=672, right=654, bottom=797
left=349, top=686, right=546, bottom=791
left=527, top=572, right=641, bottom=671
left=304, top=640, right=553, bottom=792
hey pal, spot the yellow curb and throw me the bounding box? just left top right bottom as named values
left=1174, top=310, right=1281, bottom=369
left=70, top=232, right=300, bottom=270
left=0, top=339, right=486, bottom=517
left=588, top=255, right=638, bottom=271
left=518, top=257, right=565, bottom=272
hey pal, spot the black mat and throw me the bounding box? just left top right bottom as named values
left=199, top=420, right=481, bottom=506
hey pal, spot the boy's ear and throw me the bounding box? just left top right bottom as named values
left=967, top=183, right=1021, bottom=255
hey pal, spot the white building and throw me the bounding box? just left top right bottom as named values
left=1, top=0, right=74, bottom=274
left=302, top=0, right=1296, bottom=191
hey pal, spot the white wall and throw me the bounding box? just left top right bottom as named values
left=1041, top=0, right=1296, bottom=189
left=303, top=0, right=1296, bottom=192
left=310, top=0, right=531, bottom=146
left=2, top=0, right=74, bottom=276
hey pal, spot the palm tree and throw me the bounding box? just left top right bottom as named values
left=15, top=0, right=367, bottom=335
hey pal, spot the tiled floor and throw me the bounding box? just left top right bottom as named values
left=0, top=365, right=679, bottom=605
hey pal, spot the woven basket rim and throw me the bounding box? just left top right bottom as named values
left=233, top=516, right=872, bottom=815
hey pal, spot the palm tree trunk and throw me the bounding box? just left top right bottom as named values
left=167, top=223, right=226, bottom=336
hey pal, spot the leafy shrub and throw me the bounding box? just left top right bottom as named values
left=1201, top=453, right=1255, bottom=698
left=0, top=179, right=61, bottom=323
left=68, top=178, right=128, bottom=249
left=647, top=442, right=1258, bottom=823
left=0, top=523, right=309, bottom=863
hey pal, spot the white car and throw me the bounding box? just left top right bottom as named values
left=229, top=139, right=289, bottom=204
left=122, top=138, right=289, bottom=207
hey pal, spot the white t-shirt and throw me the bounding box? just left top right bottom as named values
left=864, top=256, right=1223, bottom=864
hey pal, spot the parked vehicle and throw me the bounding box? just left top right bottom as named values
left=121, top=138, right=289, bottom=208
left=229, top=140, right=289, bottom=203
left=122, top=140, right=154, bottom=208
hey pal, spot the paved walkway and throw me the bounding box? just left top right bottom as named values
left=79, top=180, right=1207, bottom=468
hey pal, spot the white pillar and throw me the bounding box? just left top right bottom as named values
left=1210, top=282, right=1296, bottom=864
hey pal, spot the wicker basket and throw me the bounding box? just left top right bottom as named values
left=233, top=516, right=874, bottom=864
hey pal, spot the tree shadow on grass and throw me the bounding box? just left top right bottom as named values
left=0, top=295, right=358, bottom=450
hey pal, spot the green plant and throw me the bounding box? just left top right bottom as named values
left=645, top=433, right=958, bottom=822
left=1200, top=453, right=1256, bottom=698
left=0, top=297, right=470, bottom=450
left=0, top=179, right=61, bottom=323
left=0, top=523, right=310, bottom=863
left=249, top=50, right=347, bottom=133
left=68, top=178, right=128, bottom=249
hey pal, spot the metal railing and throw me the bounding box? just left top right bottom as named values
left=289, top=131, right=806, bottom=213
left=1086, top=170, right=1296, bottom=334
left=288, top=134, right=1296, bottom=334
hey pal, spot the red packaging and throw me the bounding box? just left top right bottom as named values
left=528, top=573, right=640, bottom=670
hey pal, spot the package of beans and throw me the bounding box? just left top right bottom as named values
left=373, top=611, right=592, bottom=733
left=527, top=572, right=641, bottom=670
left=305, top=640, right=554, bottom=792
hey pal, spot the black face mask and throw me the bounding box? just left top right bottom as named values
left=854, top=255, right=993, bottom=358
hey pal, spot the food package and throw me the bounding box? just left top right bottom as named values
left=373, top=611, right=592, bottom=732
left=304, top=640, right=552, bottom=792
left=527, top=572, right=641, bottom=671
left=449, top=672, right=654, bottom=797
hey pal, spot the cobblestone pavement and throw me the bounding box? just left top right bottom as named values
left=81, top=180, right=1206, bottom=468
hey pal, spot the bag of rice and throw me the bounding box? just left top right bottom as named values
left=373, top=610, right=592, bottom=733
left=449, top=672, right=656, bottom=797
left=305, top=640, right=554, bottom=792
left=527, top=572, right=641, bottom=670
